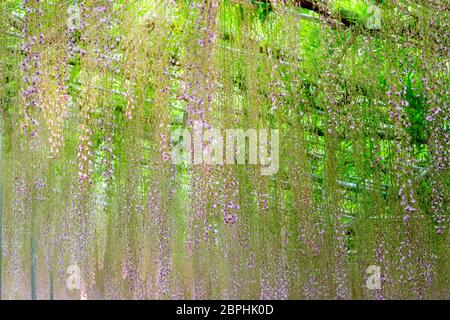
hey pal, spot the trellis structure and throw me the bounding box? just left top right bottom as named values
left=0, top=0, right=448, bottom=300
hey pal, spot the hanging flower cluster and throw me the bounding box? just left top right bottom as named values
left=20, top=0, right=44, bottom=139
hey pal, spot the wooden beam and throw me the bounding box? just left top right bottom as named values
left=293, top=0, right=356, bottom=28
left=266, top=0, right=370, bottom=29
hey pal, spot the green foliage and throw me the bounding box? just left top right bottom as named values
left=0, top=0, right=448, bottom=300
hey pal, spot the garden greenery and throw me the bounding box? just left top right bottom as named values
left=0, top=0, right=448, bottom=299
